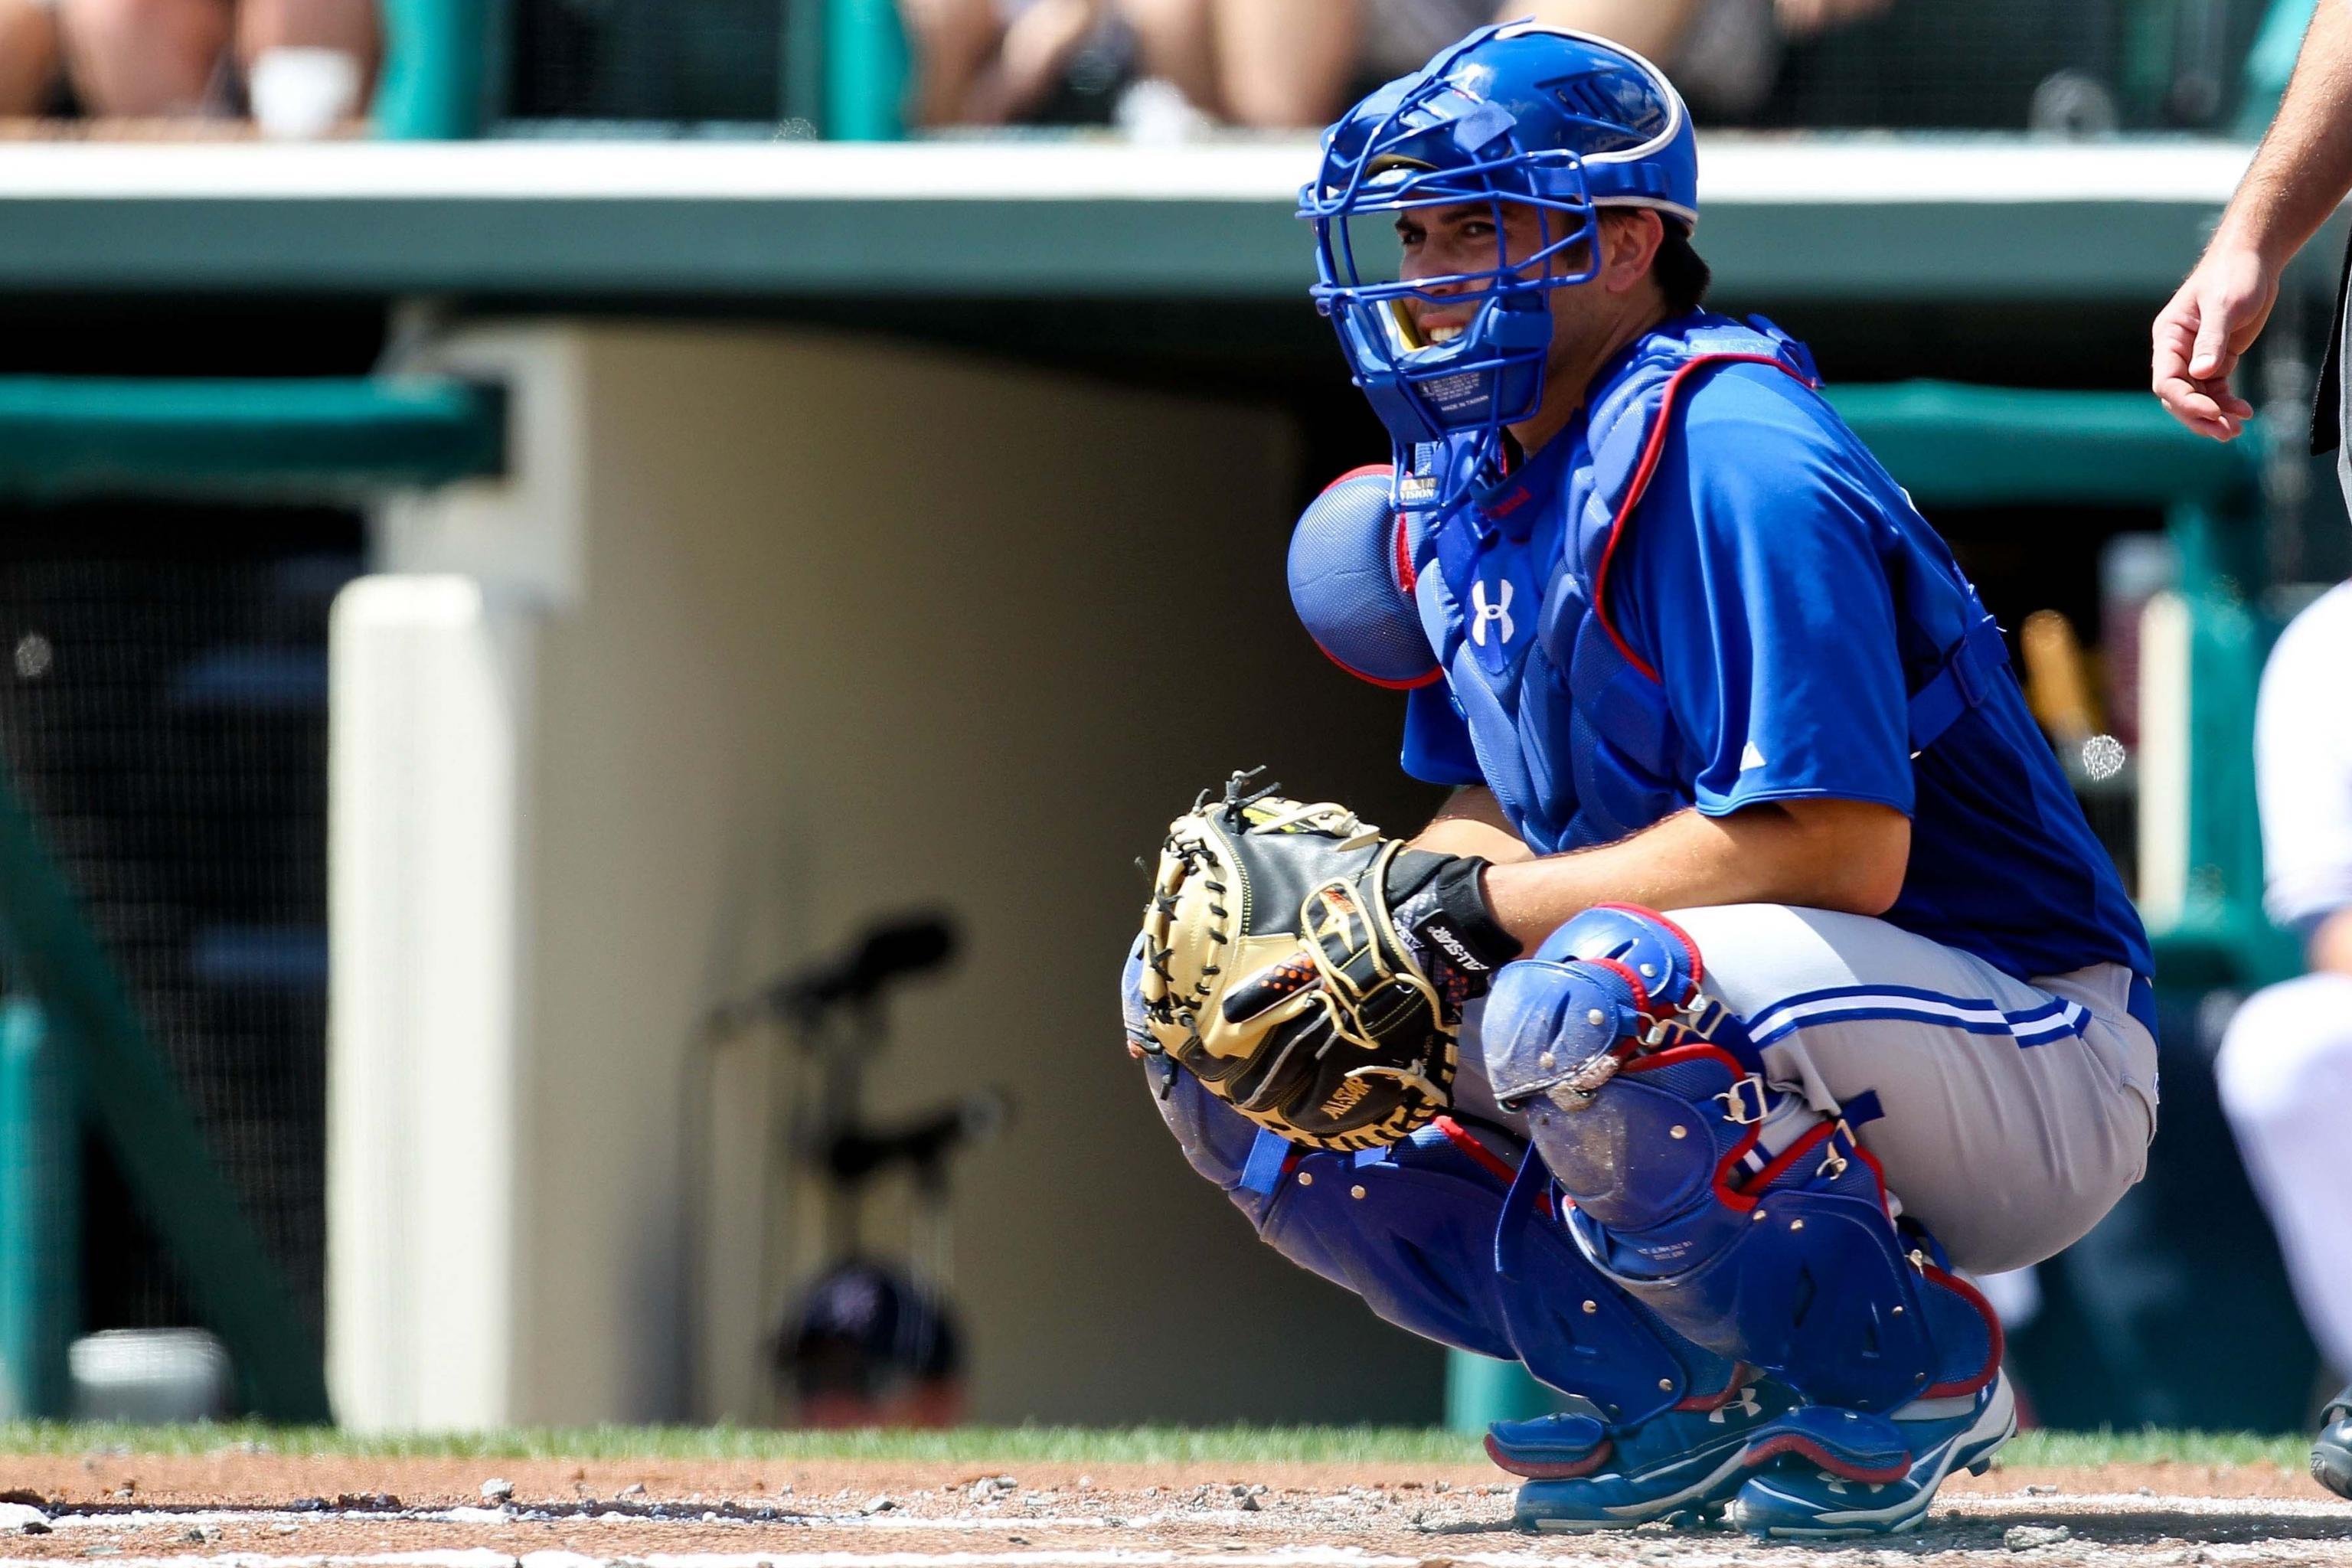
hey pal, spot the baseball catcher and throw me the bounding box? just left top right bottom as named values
left=1122, top=21, right=2156, bottom=1540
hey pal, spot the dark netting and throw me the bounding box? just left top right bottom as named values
left=0, top=502, right=360, bottom=1363
left=1748, top=0, right=2269, bottom=133
left=505, top=0, right=789, bottom=126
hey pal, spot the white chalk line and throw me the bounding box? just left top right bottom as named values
left=29, top=1491, right=2352, bottom=1531
left=0, top=1491, right=2338, bottom=1568
left=0, top=1544, right=2344, bottom=1568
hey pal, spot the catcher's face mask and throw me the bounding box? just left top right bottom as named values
left=1298, top=22, right=1696, bottom=515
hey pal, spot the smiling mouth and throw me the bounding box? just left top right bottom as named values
left=1388, top=297, right=1471, bottom=351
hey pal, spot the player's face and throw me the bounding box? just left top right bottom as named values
left=1392, top=200, right=1594, bottom=351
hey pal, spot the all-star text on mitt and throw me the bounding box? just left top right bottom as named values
left=1132, top=769, right=1520, bottom=1152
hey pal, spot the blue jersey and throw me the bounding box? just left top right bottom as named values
left=1403, top=342, right=2149, bottom=985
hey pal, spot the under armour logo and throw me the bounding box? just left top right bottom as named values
left=1708, top=1385, right=1762, bottom=1423
left=1470, top=578, right=1515, bottom=646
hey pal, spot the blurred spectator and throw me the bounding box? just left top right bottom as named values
left=2213, top=580, right=2352, bottom=1490
left=900, top=0, right=1094, bottom=128
left=0, top=0, right=60, bottom=116
left=0, top=0, right=377, bottom=128
left=903, top=0, right=1893, bottom=132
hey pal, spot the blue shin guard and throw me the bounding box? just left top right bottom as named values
left=1485, top=906, right=2001, bottom=1481
left=1145, top=1055, right=1740, bottom=1452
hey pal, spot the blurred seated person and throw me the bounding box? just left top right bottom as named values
left=0, top=0, right=376, bottom=127
left=2214, top=580, right=2352, bottom=1488
left=901, top=0, right=1891, bottom=131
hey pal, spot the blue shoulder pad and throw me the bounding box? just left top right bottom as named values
left=1288, top=466, right=1442, bottom=690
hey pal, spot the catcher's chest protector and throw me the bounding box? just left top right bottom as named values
left=1411, top=314, right=2001, bottom=855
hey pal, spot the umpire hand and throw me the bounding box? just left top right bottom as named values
left=2152, top=0, right=2352, bottom=441
left=2151, top=241, right=2270, bottom=443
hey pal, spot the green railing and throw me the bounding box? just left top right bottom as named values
left=0, top=378, right=505, bottom=501
left=0, top=1001, right=74, bottom=1419
left=374, top=0, right=493, bottom=139
left=374, top=0, right=911, bottom=140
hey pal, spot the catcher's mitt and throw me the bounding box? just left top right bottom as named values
left=1133, top=769, right=1517, bottom=1152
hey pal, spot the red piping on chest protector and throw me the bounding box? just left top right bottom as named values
left=1590, top=354, right=1818, bottom=684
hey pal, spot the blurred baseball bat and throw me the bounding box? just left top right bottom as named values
left=2018, top=609, right=2101, bottom=751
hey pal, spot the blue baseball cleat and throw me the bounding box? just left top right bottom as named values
left=1730, top=1370, right=2017, bottom=1539
left=1498, top=1378, right=1791, bottom=1531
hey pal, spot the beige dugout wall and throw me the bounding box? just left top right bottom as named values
left=330, top=320, right=1455, bottom=1429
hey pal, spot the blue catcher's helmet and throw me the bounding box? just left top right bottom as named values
left=1297, top=22, right=1698, bottom=512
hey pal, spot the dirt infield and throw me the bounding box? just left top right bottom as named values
left=0, top=1453, right=2342, bottom=1567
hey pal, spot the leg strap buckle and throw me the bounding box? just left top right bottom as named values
left=1638, top=995, right=1730, bottom=1050
left=1816, top=1119, right=1854, bottom=1179
left=1716, top=1074, right=1769, bottom=1126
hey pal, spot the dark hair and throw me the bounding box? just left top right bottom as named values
left=1654, top=221, right=1711, bottom=315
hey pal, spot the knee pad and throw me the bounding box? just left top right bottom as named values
left=1485, top=904, right=2000, bottom=1416
left=1480, top=902, right=1709, bottom=1108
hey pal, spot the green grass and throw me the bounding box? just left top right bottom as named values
left=0, top=1423, right=1477, bottom=1465
left=2006, top=1428, right=2310, bottom=1471
left=0, top=1423, right=2313, bottom=1471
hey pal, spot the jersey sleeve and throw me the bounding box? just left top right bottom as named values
left=1613, top=364, right=1916, bottom=819
left=1401, top=681, right=1486, bottom=787
left=2256, top=586, right=2352, bottom=934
